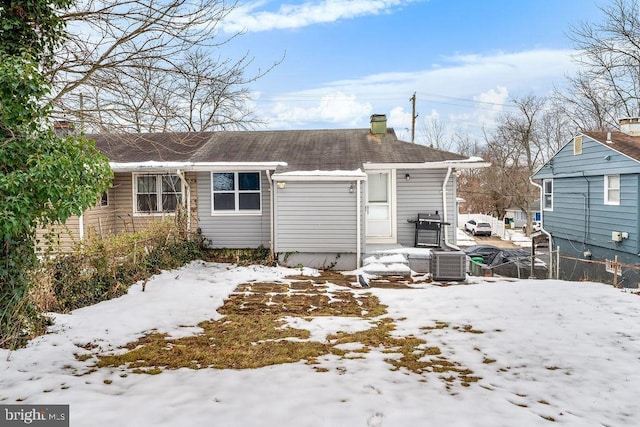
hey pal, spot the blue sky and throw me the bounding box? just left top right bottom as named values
left=219, top=0, right=606, bottom=142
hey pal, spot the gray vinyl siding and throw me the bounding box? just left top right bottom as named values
left=396, top=169, right=456, bottom=247
left=196, top=171, right=271, bottom=248
left=274, top=181, right=359, bottom=253
left=534, top=135, right=640, bottom=257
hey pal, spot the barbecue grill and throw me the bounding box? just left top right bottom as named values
left=412, top=212, right=442, bottom=247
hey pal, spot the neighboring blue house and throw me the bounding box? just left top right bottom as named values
left=532, top=118, right=640, bottom=287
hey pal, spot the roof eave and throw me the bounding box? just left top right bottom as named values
left=109, top=161, right=287, bottom=172
left=362, top=160, right=490, bottom=170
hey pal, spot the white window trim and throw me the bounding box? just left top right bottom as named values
left=604, top=174, right=620, bottom=206
left=543, top=179, right=553, bottom=211
left=132, top=173, right=183, bottom=216
left=211, top=171, right=262, bottom=216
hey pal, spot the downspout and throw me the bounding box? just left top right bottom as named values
left=530, top=177, right=553, bottom=276
left=266, top=170, right=275, bottom=257
left=176, top=170, right=191, bottom=234
left=79, top=213, right=84, bottom=241
left=442, top=167, right=460, bottom=250
left=356, top=179, right=362, bottom=268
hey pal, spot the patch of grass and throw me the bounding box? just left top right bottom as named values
left=74, top=353, right=93, bottom=362
left=94, top=274, right=481, bottom=388
left=421, top=321, right=449, bottom=331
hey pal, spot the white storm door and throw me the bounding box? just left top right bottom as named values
left=366, top=171, right=393, bottom=241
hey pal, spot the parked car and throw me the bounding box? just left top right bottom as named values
left=522, top=220, right=542, bottom=233
left=463, top=245, right=501, bottom=264
left=464, top=219, right=492, bottom=236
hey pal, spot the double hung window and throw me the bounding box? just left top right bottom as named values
left=605, top=175, right=620, bottom=205
left=543, top=179, right=553, bottom=211
left=135, top=174, right=182, bottom=213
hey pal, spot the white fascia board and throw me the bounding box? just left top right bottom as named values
left=362, top=160, right=491, bottom=170
left=109, top=161, right=287, bottom=172
left=190, top=162, right=287, bottom=172
left=272, top=169, right=367, bottom=182
left=109, top=161, right=192, bottom=173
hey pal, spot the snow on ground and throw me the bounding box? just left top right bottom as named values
left=2, top=261, right=640, bottom=426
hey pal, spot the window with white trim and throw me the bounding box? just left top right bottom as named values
left=212, top=172, right=261, bottom=213
left=543, top=179, right=553, bottom=210
left=134, top=174, right=182, bottom=213
left=604, top=174, right=620, bottom=205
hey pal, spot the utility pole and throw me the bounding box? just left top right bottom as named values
left=410, top=92, right=418, bottom=143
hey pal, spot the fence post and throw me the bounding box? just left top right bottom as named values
left=613, top=255, right=619, bottom=288
left=556, top=246, right=560, bottom=280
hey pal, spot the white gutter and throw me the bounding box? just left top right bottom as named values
left=176, top=169, right=191, bottom=234
left=266, top=170, right=275, bottom=257
left=79, top=212, right=84, bottom=241
left=363, top=160, right=491, bottom=171
left=272, top=170, right=368, bottom=182
left=110, top=161, right=287, bottom=173
left=441, top=167, right=460, bottom=251
left=356, top=179, right=361, bottom=268
left=529, top=176, right=553, bottom=277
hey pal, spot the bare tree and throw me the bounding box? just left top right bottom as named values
left=450, top=130, right=482, bottom=157
left=419, top=116, right=448, bottom=149
left=49, top=0, right=280, bottom=132
left=460, top=96, right=553, bottom=229
left=560, top=0, right=640, bottom=130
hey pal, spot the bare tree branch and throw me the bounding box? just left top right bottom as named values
left=49, top=0, right=281, bottom=132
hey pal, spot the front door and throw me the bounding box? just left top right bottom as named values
left=366, top=171, right=394, bottom=242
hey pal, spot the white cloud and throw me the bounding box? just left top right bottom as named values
left=223, top=0, right=417, bottom=33
left=388, top=107, right=412, bottom=140
left=264, top=92, right=372, bottom=128
left=255, top=48, right=581, bottom=136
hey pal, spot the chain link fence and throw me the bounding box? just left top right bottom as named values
left=469, top=247, right=640, bottom=288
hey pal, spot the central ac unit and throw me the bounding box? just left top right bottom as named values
left=430, top=251, right=467, bottom=281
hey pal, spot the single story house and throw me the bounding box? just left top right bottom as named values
left=531, top=117, right=640, bottom=287
left=42, top=115, right=489, bottom=270
left=504, top=200, right=541, bottom=230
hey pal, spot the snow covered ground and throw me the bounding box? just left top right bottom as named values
left=2, top=261, right=640, bottom=426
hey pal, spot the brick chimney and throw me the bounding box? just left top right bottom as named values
left=619, top=117, right=640, bottom=136
left=370, top=114, right=387, bottom=135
